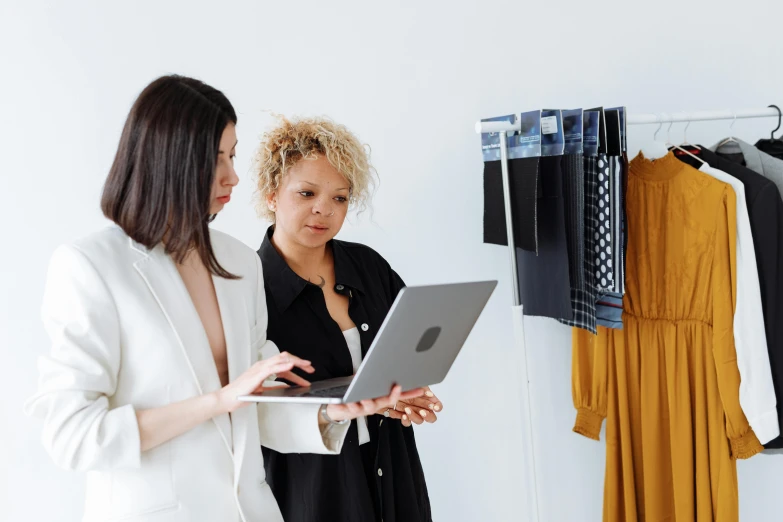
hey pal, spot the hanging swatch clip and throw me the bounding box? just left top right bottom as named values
left=541, top=109, right=565, bottom=156
left=563, top=109, right=584, bottom=155
left=608, top=106, right=627, bottom=152
left=510, top=110, right=542, bottom=159
left=605, top=109, right=622, bottom=156
left=583, top=110, right=600, bottom=157
left=480, top=113, right=517, bottom=162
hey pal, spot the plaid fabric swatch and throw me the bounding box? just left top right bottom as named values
left=558, top=155, right=598, bottom=333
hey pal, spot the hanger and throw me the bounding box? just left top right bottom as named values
left=667, top=115, right=705, bottom=165
left=715, top=111, right=739, bottom=149
left=755, top=105, right=783, bottom=159
left=679, top=112, right=701, bottom=150
left=768, top=104, right=781, bottom=139
left=654, top=118, right=663, bottom=142
left=639, top=113, right=669, bottom=160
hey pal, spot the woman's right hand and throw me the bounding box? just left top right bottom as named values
left=216, top=352, right=315, bottom=413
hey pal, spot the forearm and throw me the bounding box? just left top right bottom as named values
left=136, top=392, right=224, bottom=452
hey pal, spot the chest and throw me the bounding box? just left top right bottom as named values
left=322, top=282, right=354, bottom=331
left=267, top=286, right=393, bottom=380
left=176, top=262, right=229, bottom=387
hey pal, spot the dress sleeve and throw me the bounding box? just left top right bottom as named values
left=572, top=327, right=608, bottom=441
left=712, top=186, right=763, bottom=459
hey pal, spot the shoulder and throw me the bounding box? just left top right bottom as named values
left=333, top=238, right=405, bottom=296
left=334, top=239, right=394, bottom=271
left=44, top=226, right=133, bottom=290
left=209, top=228, right=262, bottom=278
left=53, top=225, right=131, bottom=269
left=684, top=166, right=733, bottom=199
left=759, top=149, right=783, bottom=171
left=210, top=228, right=256, bottom=258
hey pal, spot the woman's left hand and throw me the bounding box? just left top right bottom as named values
left=378, top=386, right=443, bottom=427
left=324, top=385, right=424, bottom=423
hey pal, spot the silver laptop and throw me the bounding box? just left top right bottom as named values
left=237, top=280, right=497, bottom=404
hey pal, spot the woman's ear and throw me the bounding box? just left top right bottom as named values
left=267, top=192, right=277, bottom=213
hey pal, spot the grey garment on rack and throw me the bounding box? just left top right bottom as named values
left=561, top=154, right=585, bottom=289
left=482, top=157, right=541, bottom=252
left=559, top=155, right=598, bottom=333
left=711, top=138, right=783, bottom=201
left=596, top=292, right=623, bottom=329
left=594, top=155, right=615, bottom=292
left=517, top=155, right=573, bottom=321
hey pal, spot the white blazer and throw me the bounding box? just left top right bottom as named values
left=25, top=225, right=348, bottom=522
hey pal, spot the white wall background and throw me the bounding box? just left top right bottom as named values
left=2, top=1, right=783, bottom=520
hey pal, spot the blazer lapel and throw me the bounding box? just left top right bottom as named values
left=212, top=268, right=252, bottom=486
left=130, top=239, right=234, bottom=459
left=738, top=139, right=765, bottom=175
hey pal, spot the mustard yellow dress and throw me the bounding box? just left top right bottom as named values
left=572, top=153, right=763, bottom=522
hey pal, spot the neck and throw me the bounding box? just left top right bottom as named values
left=270, top=227, right=330, bottom=275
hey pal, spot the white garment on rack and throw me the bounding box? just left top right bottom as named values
left=699, top=163, right=780, bottom=444
left=343, top=327, right=370, bottom=445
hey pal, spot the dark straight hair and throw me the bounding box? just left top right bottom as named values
left=101, top=74, right=239, bottom=278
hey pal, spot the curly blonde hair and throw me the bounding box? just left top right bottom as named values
left=253, top=115, right=376, bottom=222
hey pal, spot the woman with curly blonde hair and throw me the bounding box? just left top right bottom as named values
left=254, top=116, right=441, bottom=522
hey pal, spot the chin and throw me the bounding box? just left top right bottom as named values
left=300, top=236, right=330, bottom=248
left=298, top=230, right=333, bottom=248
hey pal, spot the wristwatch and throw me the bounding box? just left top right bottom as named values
left=320, top=404, right=349, bottom=425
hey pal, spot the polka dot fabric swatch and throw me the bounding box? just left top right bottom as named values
left=595, top=154, right=614, bottom=291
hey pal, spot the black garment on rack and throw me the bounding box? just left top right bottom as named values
left=675, top=146, right=783, bottom=449
left=559, top=155, right=598, bottom=333
left=561, top=154, right=585, bottom=289
left=483, top=157, right=541, bottom=252
left=621, top=152, right=629, bottom=294
left=517, top=155, right=573, bottom=320
left=756, top=139, right=783, bottom=160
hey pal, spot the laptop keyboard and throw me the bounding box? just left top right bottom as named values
left=305, top=384, right=350, bottom=398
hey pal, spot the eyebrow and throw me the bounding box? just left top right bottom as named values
left=219, top=140, right=239, bottom=154
left=300, top=181, right=350, bottom=191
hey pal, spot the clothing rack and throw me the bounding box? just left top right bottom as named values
left=475, top=107, right=783, bottom=134
left=476, top=106, right=781, bottom=522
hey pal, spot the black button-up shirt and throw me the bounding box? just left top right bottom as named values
left=257, top=226, right=432, bottom=522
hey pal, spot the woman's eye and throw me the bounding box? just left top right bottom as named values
left=298, top=191, right=314, bottom=197
left=335, top=196, right=348, bottom=203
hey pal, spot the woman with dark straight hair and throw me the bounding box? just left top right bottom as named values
left=25, top=75, right=412, bottom=522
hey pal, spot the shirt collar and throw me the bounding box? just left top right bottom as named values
left=257, top=226, right=365, bottom=312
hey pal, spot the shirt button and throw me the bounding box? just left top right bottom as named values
left=336, top=284, right=344, bottom=291
left=361, top=323, right=369, bottom=332
left=377, top=468, right=383, bottom=477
